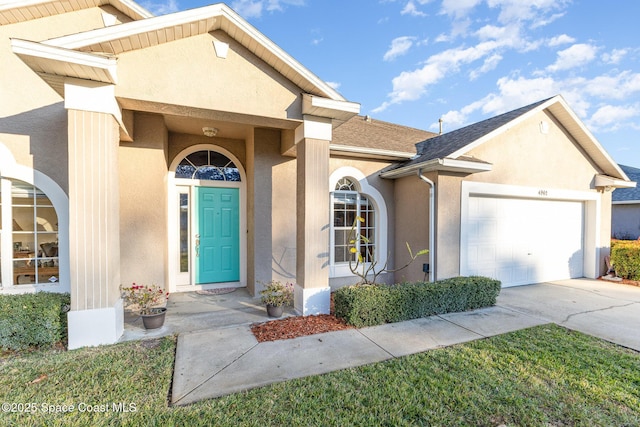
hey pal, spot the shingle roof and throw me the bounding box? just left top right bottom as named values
left=332, top=115, right=436, bottom=154
left=398, top=97, right=552, bottom=168
left=613, top=164, right=640, bottom=202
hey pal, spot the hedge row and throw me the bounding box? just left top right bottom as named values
left=0, top=292, right=70, bottom=351
left=611, top=240, right=640, bottom=281
left=334, top=276, right=501, bottom=328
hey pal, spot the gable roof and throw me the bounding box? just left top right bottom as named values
left=16, top=3, right=343, bottom=101
left=0, top=0, right=152, bottom=25
left=382, top=95, right=630, bottom=183
left=613, top=165, right=640, bottom=203
left=330, top=115, right=436, bottom=160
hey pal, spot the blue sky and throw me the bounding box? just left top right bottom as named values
left=142, top=0, right=640, bottom=168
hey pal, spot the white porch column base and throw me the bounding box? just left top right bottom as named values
left=67, top=299, right=124, bottom=349
left=294, top=284, right=330, bottom=316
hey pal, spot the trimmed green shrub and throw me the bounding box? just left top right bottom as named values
left=334, top=276, right=501, bottom=328
left=611, top=240, right=640, bottom=280
left=0, top=292, right=70, bottom=351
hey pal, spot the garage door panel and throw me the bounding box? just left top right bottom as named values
left=465, top=196, right=584, bottom=287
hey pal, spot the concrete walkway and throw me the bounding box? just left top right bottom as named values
left=169, top=279, right=640, bottom=406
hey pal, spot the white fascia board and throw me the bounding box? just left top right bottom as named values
left=380, top=158, right=492, bottom=179
left=0, top=0, right=153, bottom=18
left=44, top=4, right=226, bottom=50
left=302, top=94, right=360, bottom=120
left=595, top=175, right=636, bottom=189
left=329, top=144, right=414, bottom=160
left=612, top=200, right=640, bottom=205
left=11, top=38, right=117, bottom=84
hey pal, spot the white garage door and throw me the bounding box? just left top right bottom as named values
left=465, top=196, right=584, bottom=287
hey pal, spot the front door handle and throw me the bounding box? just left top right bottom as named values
left=195, top=234, right=200, bottom=257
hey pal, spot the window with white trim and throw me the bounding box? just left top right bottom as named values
left=331, top=178, right=375, bottom=265
left=0, top=178, right=59, bottom=287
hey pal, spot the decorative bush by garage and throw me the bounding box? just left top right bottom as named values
left=334, top=276, right=501, bottom=328
left=0, top=292, right=70, bottom=351
left=610, top=240, right=640, bottom=281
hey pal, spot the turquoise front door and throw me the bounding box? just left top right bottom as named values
left=196, top=187, right=240, bottom=284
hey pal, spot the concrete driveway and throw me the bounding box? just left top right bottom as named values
left=497, top=278, right=640, bottom=351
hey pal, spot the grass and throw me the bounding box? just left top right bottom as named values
left=0, top=325, right=638, bottom=426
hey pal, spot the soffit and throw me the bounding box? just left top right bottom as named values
left=0, top=0, right=151, bottom=25
left=42, top=3, right=344, bottom=101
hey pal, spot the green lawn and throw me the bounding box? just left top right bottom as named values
left=1, top=325, right=638, bottom=426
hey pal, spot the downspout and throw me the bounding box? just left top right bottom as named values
left=418, top=169, right=435, bottom=282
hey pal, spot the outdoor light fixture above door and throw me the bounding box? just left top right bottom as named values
left=202, top=127, right=218, bottom=137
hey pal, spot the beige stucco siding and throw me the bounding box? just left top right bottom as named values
left=116, top=31, right=303, bottom=121
left=251, top=128, right=297, bottom=292
left=393, top=174, right=431, bottom=283
left=465, top=110, right=601, bottom=189
left=119, top=113, right=169, bottom=288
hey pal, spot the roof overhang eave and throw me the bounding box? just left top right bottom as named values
left=302, top=94, right=360, bottom=121
left=380, top=157, right=493, bottom=179
left=11, top=38, right=117, bottom=84
left=595, top=175, right=636, bottom=190
left=329, top=144, right=414, bottom=161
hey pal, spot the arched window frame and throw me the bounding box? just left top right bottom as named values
left=0, top=144, right=69, bottom=293
left=329, top=167, right=388, bottom=278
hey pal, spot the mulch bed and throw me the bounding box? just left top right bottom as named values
left=251, top=314, right=353, bottom=342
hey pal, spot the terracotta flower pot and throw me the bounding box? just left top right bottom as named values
left=141, top=307, right=167, bottom=329
left=266, top=304, right=284, bottom=318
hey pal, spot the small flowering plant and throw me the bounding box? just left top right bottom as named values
left=120, top=283, right=169, bottom=315
left=259, top=280, right=294, bottom=307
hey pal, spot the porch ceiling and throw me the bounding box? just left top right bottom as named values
left=118, top=97, right=301, bottom=140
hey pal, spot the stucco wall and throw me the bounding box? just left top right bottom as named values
left=465, top=110, right=601, bottom=189
left=119, top=113, right=169, bottom=288
left=250, top=128, right=297, bottom=294
left=393, top=173, right=432, bottom=283
left=115, top=30, right=303, bottom=121
left=612, top=204, right=640, bottom=239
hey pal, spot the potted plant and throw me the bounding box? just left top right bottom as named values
left=120, top=283, right=170, bottom=329
left=259, top=280, right=294, bottom=318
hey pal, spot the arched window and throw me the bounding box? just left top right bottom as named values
left=175, top=150, right=241, bottom=181
left=331, top=178, right=376, bottom=265
left=1, top=178, right=59, bottom=286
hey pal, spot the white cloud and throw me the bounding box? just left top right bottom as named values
left=231, top=0, right=304, bottom=18
left=401, top=1, right=427, bottom=17
left=375, top=39, right=508, bottom=111
left=530, top=12, right=565, bottom=29
left=588, top=104, right=640, bottom=130
left=440, top=0, right=482, bottom=19
left=546, top=43, right=598, bottom=73
left=141, top=0, right=179, bottom=15
left=602, top=48, right=628, bottom=65
left=486, top=0, right=570, bottom=25
left=469, top=54, right=503, bottom=80
left=231, top=0, right=263, bottom=18
left=383, top=36, right=416, bottom=61
left=548, top=34, right=575, bottom=47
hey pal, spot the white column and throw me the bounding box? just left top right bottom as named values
left=64, top=79, right=122, bottom=349
left=295, top=116, right=332, bottom=315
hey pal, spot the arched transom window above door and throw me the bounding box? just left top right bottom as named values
left=175, top=150, right=241, bottom=181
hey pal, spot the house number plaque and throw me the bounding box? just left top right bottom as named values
left=538, top=189, right=548, bottom=196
